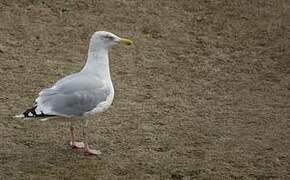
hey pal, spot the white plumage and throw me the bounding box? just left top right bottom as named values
left=16, top=31, right=133, bottom=155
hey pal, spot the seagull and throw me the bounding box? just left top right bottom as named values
left=15, top=31, right=133, bottom=155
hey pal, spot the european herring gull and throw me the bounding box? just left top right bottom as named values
left=15, top=31, right=133, bottom=155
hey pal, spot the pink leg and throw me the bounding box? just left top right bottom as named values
left=82, top=120, right=101, bottom=155
left=70, top=125, right=85, bottom=149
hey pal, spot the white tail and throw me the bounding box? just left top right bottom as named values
left=14, top=114, right=24, bottom=118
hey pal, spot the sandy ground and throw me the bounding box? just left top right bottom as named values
left=0, top=0, right=289, bottom=179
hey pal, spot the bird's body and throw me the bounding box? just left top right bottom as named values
left=16, top=31, right=132, bottom=155
left=35, top=62, right=114, bottom=118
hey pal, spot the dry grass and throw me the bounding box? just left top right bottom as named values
left=0, top=0, right=289, bottom=179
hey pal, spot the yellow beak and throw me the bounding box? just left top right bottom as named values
left=120, top=38, right=133, bottom=46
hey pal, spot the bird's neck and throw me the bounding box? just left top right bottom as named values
left=81, top=46, right=112, bottom=81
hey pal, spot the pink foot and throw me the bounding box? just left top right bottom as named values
left=70, top=141, right=85, bottom=149
left=84, top=148, right=101, bottom=156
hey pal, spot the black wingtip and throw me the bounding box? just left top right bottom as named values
left=22, top=106, right=55, bottom=118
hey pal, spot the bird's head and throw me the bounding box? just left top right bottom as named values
left=90, top=31, right=133, bottom=50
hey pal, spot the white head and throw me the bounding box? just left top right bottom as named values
left=89, top=31, right=133, bottom=50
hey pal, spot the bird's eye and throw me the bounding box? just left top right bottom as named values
left=104, top=35, right=114, bottom=40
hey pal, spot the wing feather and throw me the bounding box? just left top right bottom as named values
left=36, top=73, right=110, bottom=117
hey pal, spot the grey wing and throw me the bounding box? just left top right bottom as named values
left=36, top=74, right=110, bottom=117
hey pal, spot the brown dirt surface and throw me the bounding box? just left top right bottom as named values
left=0, top=0, right=290, bottom=179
